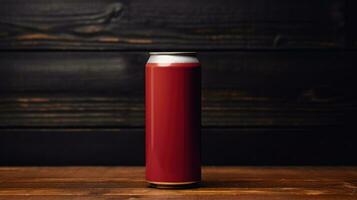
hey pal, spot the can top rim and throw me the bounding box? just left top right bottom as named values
left=149, top=52, right=196, bottom=55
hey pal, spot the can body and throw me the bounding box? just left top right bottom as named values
left=145, top=52, right=201, bottom=187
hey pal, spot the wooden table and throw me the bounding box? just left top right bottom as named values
left=0, top=167, right=356, bottom=200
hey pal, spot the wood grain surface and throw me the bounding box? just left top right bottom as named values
left=0, top=51, right=355, bottom=128
left=0, top=0, right=346, bottom=50
left=0, top=167, right=356, bottom=200
left=1, top=51, right=356, bottom=165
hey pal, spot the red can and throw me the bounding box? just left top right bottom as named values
left=145, top=52, right=201, bottom=188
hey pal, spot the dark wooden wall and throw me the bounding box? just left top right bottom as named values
left=0, top=0, right=356, bottom=165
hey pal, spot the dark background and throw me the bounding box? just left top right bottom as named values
left=0, top=0, right=356, bottom=165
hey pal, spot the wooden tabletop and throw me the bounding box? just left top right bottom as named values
left=0, top=167, right=356, bottom=200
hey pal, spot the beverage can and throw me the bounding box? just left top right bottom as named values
left=145, top=52, right=201, bottom=188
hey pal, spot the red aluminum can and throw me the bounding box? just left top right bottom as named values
left=145, top=52, right=201, bottom=188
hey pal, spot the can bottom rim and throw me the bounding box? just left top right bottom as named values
left=147, top=181, right=200, bottom=189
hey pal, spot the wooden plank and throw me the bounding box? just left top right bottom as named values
left=0, top=0, right=345, bottom=50
left=0, top=167, right=356, bottom=200
left=0, top=127, right=356, bottom=165
left=0, top=95, right=354, bottom=127
left=0, top=51, right=355, bottom=127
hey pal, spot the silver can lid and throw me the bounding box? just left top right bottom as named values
left=149, top=52, right=196, bottom=55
